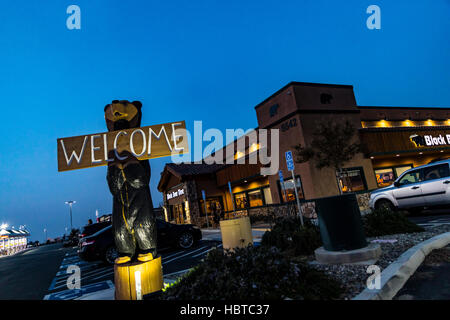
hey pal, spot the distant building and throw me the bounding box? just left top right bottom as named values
left=0, top=228, right=30, bottom=256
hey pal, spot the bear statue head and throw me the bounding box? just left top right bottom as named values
left=104, top=100, right=142, bottom=131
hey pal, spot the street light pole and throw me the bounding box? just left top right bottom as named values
left=65, top=200, right=76, bottom=231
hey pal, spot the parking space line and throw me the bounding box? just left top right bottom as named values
left=163, top=268, right=193, bottom=278
left=191, top=248, right=214, bottom=258
left=89, top=271, right=115, bottom=282
left=47, top=277, right=57, bottom=291
left=51, top=267, right=114, bottom=291
left=162, top=246, right=209, bottom=265
left=56, top=263, right=102, bottom=276
left=53, top=266, right=112, bottom=286
left=161, top=250, right=188, bottom=260
left=77, top=268, right=115, bottom=282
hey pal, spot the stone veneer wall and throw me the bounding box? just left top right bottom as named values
left=356, top=192, right=371, bottom=213
left=185, top=180, right=200, bottom=225
left=183, top=190, right=373, bottom=228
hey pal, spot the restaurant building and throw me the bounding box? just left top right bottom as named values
left=158, top=82, right=450, bottom=226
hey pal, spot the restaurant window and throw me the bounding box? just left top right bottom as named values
left=395, top=165, right=413, bottom=178
left=248, top=189, right=264, bottom=207
left=233, top=186, right=272, bottom=209
left=374, top=164, right=413, bottom=188
left=339, top=167, right=367, bottom=193
left=375, top=168, right=395, bottom=188
left=199, top=197, right=223, bottom=216
left=279, top=176, right=304, bottom=203
left=262, top=186, right=273, bottom=205
left=234, top=192, right=248, bottom=209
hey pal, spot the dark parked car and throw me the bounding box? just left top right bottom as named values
left=78, top=219, right=202, bottom=264
left=79, top=221, right=111, bottom=239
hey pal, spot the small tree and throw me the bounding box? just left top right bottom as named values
left=293, top=119, right=362, bottom=195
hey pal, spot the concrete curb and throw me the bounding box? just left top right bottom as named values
left=353, top=231, right=450, bottom=300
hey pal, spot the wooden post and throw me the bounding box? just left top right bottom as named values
left=114, top=256, right=163, bottom=300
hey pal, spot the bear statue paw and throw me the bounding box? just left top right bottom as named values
left=115, top=256, right=131, bottom=264
left=137, top=252, right=154, bottom=262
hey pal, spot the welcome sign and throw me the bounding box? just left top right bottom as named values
left=57, top=121, right=188, bottom=172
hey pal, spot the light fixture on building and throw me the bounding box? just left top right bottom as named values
left=370, top=156, right=374, bottom=159
left=250, top=143, right=259, bottom=153
left=403, top=119, right=413, bottom=127
left=419, top=152, right=423, bottom=155
left=235, top=151, right=244, bottom=160
left=440, top=150, right=444, bottom=153
left=396, top=154, right=400, bottom=157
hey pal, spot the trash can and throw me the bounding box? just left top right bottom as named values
left=315, top=193, right=367, bottom=251
left=219, top=216, right=253, bottom=251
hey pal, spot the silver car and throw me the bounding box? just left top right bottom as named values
left=369, top=159, right=450, bottom=214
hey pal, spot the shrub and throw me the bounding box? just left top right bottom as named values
left=362, top=207, right=424, bottom=237
left=261, top=216, right=322, bottom=256
left=161, top=245, right=343, bottom=300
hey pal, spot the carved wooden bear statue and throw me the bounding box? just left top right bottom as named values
left=104, top=100, right=157, bottom=264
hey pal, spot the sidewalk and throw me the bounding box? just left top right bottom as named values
left=200, top=226, right=270, bottom=243
left=75, top=269, right=194, bottom=300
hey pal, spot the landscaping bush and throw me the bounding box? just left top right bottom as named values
left=261, top=216, right=322, bottom=256
left=162, top=245, right=343, bottom=300
left=362, top=207, right=424, bottom=237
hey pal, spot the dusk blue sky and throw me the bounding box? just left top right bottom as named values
left=0, top=0, right=449, bottom=241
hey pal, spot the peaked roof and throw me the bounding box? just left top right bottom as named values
left=167, top=163, right=225, bottom=176
left=158, top=162, right=227, bottom=191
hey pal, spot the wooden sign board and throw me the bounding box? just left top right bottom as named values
left=57, top=121, right=189, bottom=172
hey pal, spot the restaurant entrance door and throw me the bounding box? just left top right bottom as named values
left=172, top=203, right=186, bottom=224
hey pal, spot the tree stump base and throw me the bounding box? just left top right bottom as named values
left=114, top=256, right=163, bottom=300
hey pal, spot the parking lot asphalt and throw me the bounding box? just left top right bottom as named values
left=407, top=213, right=450, bottom=227
left=395, top=245, right=450, bottom=300
left=44, top=239, right=221, bottom=300
left=0, top=243, right=68, bottom=300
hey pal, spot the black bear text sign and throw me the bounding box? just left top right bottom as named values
left=57, top=121, right=188, bottom=172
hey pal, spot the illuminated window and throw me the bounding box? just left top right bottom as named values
left=395, top=166, right=412, bottom=177
left=234, top=186, right=272, bottom=208
left=199, top=197, right=223, bottom=216
left=279, top=176, right=304, bottom=202
left=375, top=168, right=395, bottom=188
left=248, top=190, right=264, bottom=207
left=374, top=164, right=413, bottom=188
left=339, top=168, right=367, bottom=193
left=234, top=192, right=248, bottom=209
left=263, top=187, right=273, bottom=205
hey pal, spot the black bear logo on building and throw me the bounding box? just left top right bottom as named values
left=269, top=104, right=279, bottom=117
left=410, top=134, right=426, bottom=147
left=320, top=93, right=333, bottom=104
